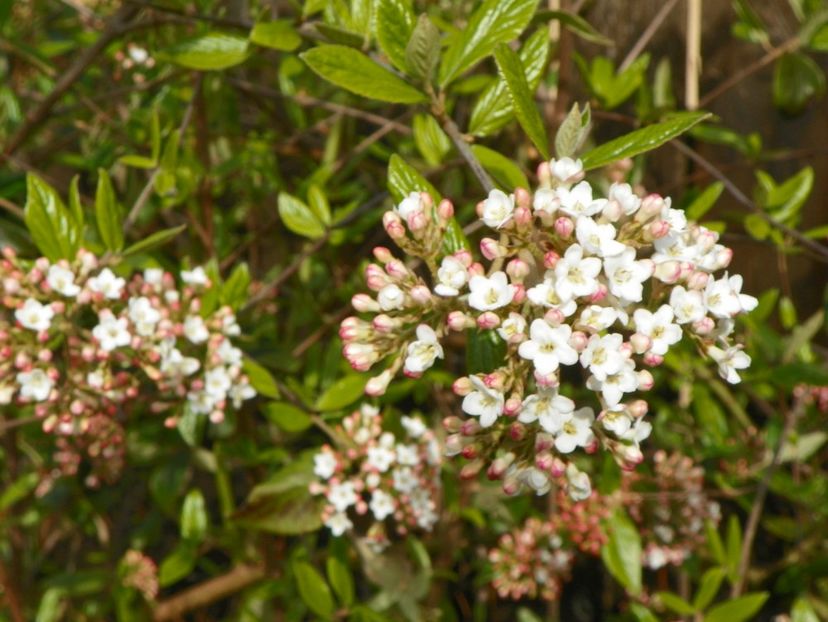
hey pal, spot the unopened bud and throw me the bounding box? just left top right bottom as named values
left=637, top=369, right=654, bottom=390
left=437, top=199, right=454, bottom=221
left=654, top=260, right=682, bottom=284
left=543, top=251, right=560, bottom=269
left=554, top=216, right=574, bottom=238
left=569, top=330, right=589, bottom=352
left=630, top=333, right=652, bottom=354
left=351, top=293, right=380, bottom=312
left=452, top=377, right=473, bottom=395
left=409, top=285, right=432, bottom=305
left=365, top=370, right=393, bottom=396
left=476, top=312, right=500, bottom=330
left=506, top=258, right=530, bottom=282
left=447, top=311, right=472, bottom=331
left=480, top=237, right=506, bottom=260
left=692, top=317, right=715, bottom=335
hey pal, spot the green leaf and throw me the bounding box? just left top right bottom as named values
left=704, top=592, right=768, bottom=622
left=756, top=166, right=813, bottom=226
left=532, top=9, right=613, bottom=45
left=24, top=174, right=81, bottom=261
left=601, top=509, right=642, bottom=595
left=278, top=192, right=326, bottom=239
left=35, top=588, right=65, bottom=622
left=161, top=33, right=250, bottom=70
left=221, top=262, right=251, bottom=310
left=791, top=597, right=820, bottom=622
left=177, top=404, right=206, bottom=447
left=158, top=543, right=197, bottom=587
left=264, top=402, right=313, bottom=432
left=469, top=27, right=549, bottom=137
left=773, top=52, right=826, bottom=114
left=122, top=224, right=186, bottom=256
left=243, top=357, right=280, bottom=399
left=120, top=155, right=157, bottom=171
left=581, top=111, right=711, bottom=170
left=466, top=330, right=507, bottom=374
left=694, top=568, right=725, bottom=611
left=706, top=519, right=726, bottom=564
left=686, top=181, right=724, bottom=221
left=725, top=515, right=742, bottom=584
left=405, top=13, right=441, bottom=81
left=438, top=0, right=539, bottom=86
left=180, top=489, right=208, bottom=542
left=234, top=485, right=323, bottom=534
left=327, top=556, right=355, bottom=607
left=413, top=114, right=451, bottom=165
left=577, top=54, right=649, bottom=109
left=494, top=43, right=549, bottom=159
left=376, top=0, right=416, bottom=72
left=554, top=102, right=591, bottom=158
left=315, top=375, right=367, bottom=411
left=657, top=592, right=696, bottom=616
left=442, top=218, right=471, bottom=254
left=249, top=20, right=301, bottom=51
left=294, top=561, right=335, bottom=620
left=95, top=168, right=123, bottom=252
left=387, top=154, right=441, bottom=203
left=0, top=472, right=38, bottom=511
left=744, top=213, right=770, bottom=240
left=67, top=175, right=84, bottom=228
left=307, top=184, right=332, bottom=225
left=301, top=45, right=427, bottom=103
left=471, top=145, right=530, bottom=190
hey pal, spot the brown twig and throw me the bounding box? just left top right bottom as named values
left=438, top=115, right=494, bottom=193
left=619, top=0, right=680, bottom=71
left=153, top=563, right=265, bottom=621
left=685, top=0, right=702, bottom=110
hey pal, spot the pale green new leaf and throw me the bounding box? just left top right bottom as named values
left=704, top=592, right=769, bottom=622
left=376, top=0, right=416, bottom=72
left=161, top=33, right=250, bottom=70
left=601, top=509, right=642, bottom=595
left=387, top=154, right=441, bottom=203
left=294, top=562, right=335, bottom=620
left=278, top=192, right=326, bottom=239
left=249, top=20, right=302, bottom=51
left=471, top=145, right=530, bottom=190
left=24, top=174, right=81, bottom=261
left=95, top=168, right=123, bottom=252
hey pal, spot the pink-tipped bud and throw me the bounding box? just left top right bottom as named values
left=506, top=258, right=530, bottom=282
left=365, top=263, right=389, bottom=291
left=619, top=342, right=634, bottom=358
left=544, top=308, right=565, bottom=326
left=509, top=422, right=526, bottom=441
left=365, top=370, right=393, bottom=397
left=654, top=260, right=682, bottom=284
left=514, top=206, right=532, bottom=227
left=504, top=395, right=522, bottom=417
left=692, top=317, right=715, bottom=335
left=629, top=333, right=651, bottom=354
left=568, top=330, right=588, bottom=352
left=477, top=312, right=500, bottom=330
left=409, top=285, right=432, bottom=306
left=407, top=210, right=427, bottom=232
left=511, top=283, right=526, bottom=304
left=447, top=311, right=472, bottom=332
left=697, top=229, right=718, bottom=252
left=385, top=259, right=409, bottom=280
left=475, top=200, right=486, bottom=219
left=461, top=419, right=481, bottom=436
left=534, top=370, right=559, bottom=388
left=602, top=199, right=623, bottom=222
left=637, top=369, right=654, bottom=390
left=480, top=238, right=505, bottom=260
left=589, top=283, right=609, bottom=303
left=488, top=453, right=515, bottom=480
left=437, top=199, right=454, bottom=221
left=460, top=460, right=484, bottom=479
left=535, top=452, right=555, bottom=472
left=373, top=246, right=393, bottom=263
left=372, top=314, right=396, bottom=333
left=550, top=458, right=567, bottom=478
left=351, top=293, right=380, bottom=312
left=543, top=250, right=560, bottom=269
left=537, top=161, right=552, bottom=186
left=686, top=270, right=709, bottom=290
left=643, top=352, right=663, bottom=367
left=715, top=247, right=733, bottom=269
left=443, top=417, right=463, bottom=433
left=613, top=442, right=644, bottom=470
left=452, top=377, right=473, bottom=396
left=461, top=444, right=478, bottom=460
left=649, top=220, right=671, bottom=239
left=484, top=372, right=505, bottom=391
left=382, top=211, right=405, bottom=239
left=637, top=194, right=665, bottom=221
left=454, top=250, right=473, bottom=267
left=555, top=216, right=574, bottom=238
left=514, top=187, right=531, bottom=209
left=444, top=433, right=465, bottom=456
left=629, top=400, right=649, bottom=418
left=343, top=343, right=378, bottom=372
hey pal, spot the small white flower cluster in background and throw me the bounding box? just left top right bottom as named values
left=310, top=405, right=441, bottom=550
left=341, top=156, right=756, bottom=499
left=0, top=248, right=255, bottom=485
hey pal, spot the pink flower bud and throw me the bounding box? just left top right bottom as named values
left=554, top=216, right=574, bottom=238
left=550, top=458, right=567, bottom=477
left=506, top=258, right=530, bottom=281
left=686, top=270, right=709, bottom=290
left=468, top=262, right=485, bottom=277
left=649, top=220, right=670, bottom=239
left=461, top=419, right=481, bottom=436
left=443, top=417, right=463, bottom=433
left=514, top=206, right=532, bottom=226
left=509, top=422, right=526, bottom=441
left=372, top=314, right=396, bottom=333
left=588, top=283, right=609, bottom=303
left=511, top=283, right=525, bottom=304
left=385, top=259, right=409, bottom=280
left=454, top=250, right=473, bottom=267
left=715, top=246, right=733, bottom=269
left=475, top=201, right=486, bottom=219
left=488, top=453, right=515, bottom=479
left=382, top=211, right=405, bottom=239
left=484, top=372, right=505, bottom=391
left=630, top=333, right=652, bottom=354
left=637, top=369, right=655, bottom=390
left=409, top=285, right=432, bottom=305
left=654, top=260, right=682, bottom=283
left=629, top=400, right=648, bottom=418
left=692, top=317, right=715, bottom=335
left=602, top=199, right=623, bottom=222
left=543, top=251, right=560, bottom=269
left=37, top=349, right=52, bottom=362
left=613, top=442, right=644, bottom=470
left=643, top=352, right=663, bottom=367
left=461, top=444, right=478, bottom=459
left=535, top=452, right=555, bottom=472
left=534, top=370, right=559, bottom=388
left=480, top=238, right=505, bottom=260
left=697, top=229, right=718, bottom=252
left=461, top=460, right=484, bottom=479
left=407, top=210, right=427, bottom=232
left=476, top=312, right=500, bottom=330
left=504, top=395, right=522, bottom=416
left=3, top=278, right=19, bottom=294
left=452, top=377, right=473, bottom=396
left=536, top=162, right=552, bottom=186
left=447, top=311, right=471, bottom=331
left=637, top=194, right=665, bottom=221
left=351, top=293, right=380, bottom=313
left=343, top=342, right=378, bottom=371
left=365, top=370, right=393, bottom=396
left=619, top=342, right=633, bottom=358
left=437, top=199, right=454, bottom=221
left=373, top=246, right=393, bottom=263
left=514, top=187, right=531, bottom=209
left=569, top=330, right=588, bottom=352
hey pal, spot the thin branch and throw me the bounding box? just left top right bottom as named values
left=153, top=564, right=265, bottom=621
left=439, top=116, right=495, bottom=193
left=123, top=0, right=252, bottom=30
left=685, top=0, right=702, bottom=110
left=0, top=197, right=24, bottom=219
left=619, top=0, right=680, bottom=71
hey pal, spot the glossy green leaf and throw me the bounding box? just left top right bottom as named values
left=601, top=509, right=642, bottom=595
left=307, top=184, right=332, bottom=225
left=405, top=13, right=441, bottom=81
left=294, top=561, right=335, bottom=620
left=581, top=111, right=711, bottom=170
left=249, top=20, right=301, bottom=51
left=158, top=543, right=197, bottom=587
left=315, top=374, right=367, bottom=411
left=67, top=175, right=83, bottom=228
left=278, top=192, right=326, bottom=239
left=35, top=588, right=65, bottom=622
left=24, top=173, right=81, bottom=261
left=704, top=592, right=768, bottom=622
left=532, top=9, right=613, bottom=45
left=122, top=224, right=186, bottom=256
left=576, top=54, right=650, bottom=109
left=301, top=45, right=427, bottom=103
left=494, top=43, right=549, bottom=159
left=387, top=154, right=441, bottom=203
left=694, top=568, right=725, bottom=611
left=773, top=52, right=826, bottom=114
left=264, top=402, right=313, bottom=432
left=725, top=515, right=742, bottom=584
left=438, top=0, right=539, bottom=86
left=657, top=592, right=696, bottom=616
left=327, top=556, right=355, bottom=607
left=243, top=357, right=280, bottom=399
left=95, top=168, right=123, bottom=252
left=686, top=181, right=724, bottom=221
left=180, top=489, right=208, bottom=542
left=791, top=597, right=820, bottom=622
left=466, top=329, right=506, bottom=374
left=471, top=144, right=530, bottom=190
left=376, top=0, right=416, bottom=72
left=442, top=218, right=471, bottom=254
left=162, top=33, right=250, bottom=70
left=221, top=262, right=251, bottom=310
left=413, top=113, right=450, bottom=165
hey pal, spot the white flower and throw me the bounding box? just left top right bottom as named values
left=533, top=188, right=559, bottom=215
left=633, top=305, right=683, bottom=355
left=704, top=275, right=742, bottom=318
left=87, top=370, right=105, bottom=388
left=325, top=512, right=353, bottom=536
left=15, top=298, right=54, bottom=332
left=160, top=347, right=201, bottom=376
left=608, top=182, right=641, bottom=215
left=229, top=382, right=256, bottom=407
left=366, top=445, right=396, bottom=472
left=434, top=255, right=468, bottom=296
left=404, top=324, right=444, bottom=374
left=496, top=312, right=527, bottom=342
left=461, top=376, right=504, bottom=427
left=565, top=463, right=592, bottom=501
left=728, top=274, right=758, bottom=313
left=222, top=314, right=241, bottom=336
left=580, top=333, right=625, bottom=380
left=587, top=359, right=639, bottom=407
left=643, top=546, right=669, bottom=570
left=0, top=384, right=13, bottom=404
left=557, top=181, right=606, bottom=217
left=554, top=407, right=595, bottom=453
left=204, top=366, right=231, bottom=400
left=216, top=340, right=243, bottom=366
left=401, top=415, right=426, bottom=438
left=601, top=408, right=633, bottom=436
left=577, top=305, right=618, bottom=332
left=554, top=244, right=601, bottom=300
left=181, top=266, right=208, bottom=286
left=396, top=443, right=419, bottom=466
left=669, top=286, right=706, bottom=324
left=575, top=216, right=626, bottom=257
left=396, top=192, right=424, bottom=220
left=92, top=313, right=131, bottom=351
left=620, top=418, right=652, bottom=446
left=519, top=388, right=576, bottom=434
left=377, top=283, right=405, bottom=311
left=369, top=490, right=396, bottom=521
left=183, top=315, right=209, bottom=344
left=88, top=268, right=125, bottom=299
left=518, top=320, right=578, bottom=375
left=550, top=157, right=583, bottom=183
left=128, top=296, right=161, bottom=337
left=481, top=189, right=515, bottom=229
left=392, top=467, right=418, bottom=493
left=16, top=369, right=53, bottom=401
left=143, top=268, right=164, bottom=286
left=603, top=247, right=652, bottom=302
left=708, top=345, right=751, bottom=384
left=328, top=481, right=358, bottom=512
left=526, top=275, right=577, bottom=316
left=128, top=46, right=150, bottom=63
left=47, top=265, right=80, bottom=297
left=314, top=451, right=337, bottom=480
left=467, top=271, right=513, bottom=311
left=522, top=467, right=551, bottom=494
left=188, top=390, right=216, bottom=414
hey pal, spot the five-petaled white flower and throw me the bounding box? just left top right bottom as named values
left=377, top=283, right=405, bottom=311
left=92, top=313, right=131, bottom=351
left=549, top=157, right=584, bottom=183
left=575, top=216, right=626, bottom=258
left=580, top=333, right=625, bottom=380
left=481, top=189, right=515, bottom=229
left=328, top=481, right=358, bottom=512
left=325, top=512, right=353, bottom=536
left=554, top=407, right=595, bottom=453
left=707, top=345, right=751, bottom=384
left=16, top=369, right=53, bottom=401
left=47, top=265, right=80, bottom=297
left=369, top=490, right=396, bottom=521
left=181, top=266, right=209, bottom=286
left=608, top=182, right=641, bottom=215
left=587, top=359, right=639, bottom=407
left=603, top=247, right=652, bottom=302
left=183, top=315, right=209, bottom=344
left=496, top=312, right=527, bottom=343
left=526, top=275, right=577, bottom=316
left=633, top=305, right=683, bottom=355
left=601, top=407, right=634, bottom=436
left=404, top=324, right=444, bottom=375
left=669, top=286, right=706, bottom=324
left=468, top=271, right=513, bottom=311
left=434, top=255, right=468, bottom=297
left=128, top=296, right=161, bottom=337
left=462, top=376, right=505, bottom=427
left=518, top=319, right=578, bottom=375
left=555, top=244, right=601, bottom=300
left=577, top=305, right=618, bottom=332
left=314, top=451, right=337, bottom=480
left=88, top=268, right=125, bottom=299
left=556, top=181, right=606, bottom=217
left=519, top=388, right=576, bottom=434
left=15, top=298, right=54, bottom=332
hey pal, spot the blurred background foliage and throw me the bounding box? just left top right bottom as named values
left=0, top=0, right=827, bottom=620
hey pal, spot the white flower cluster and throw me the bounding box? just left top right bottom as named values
left=341, top=157, right=756, bottom=499
left=0, top=248, right=255, bottom=482
left=310, top=405, right=441, bottom=549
